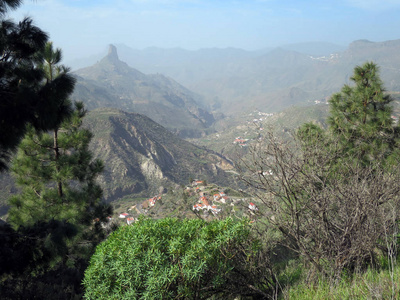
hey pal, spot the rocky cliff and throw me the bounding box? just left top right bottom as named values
left=83, top=108, right=234, bottom=202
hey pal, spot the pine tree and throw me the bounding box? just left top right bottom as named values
left=7, top=44, right=112, bottom=270
left=298, top=62, right=400, bottom=166
left=1, top=3, right=76, bottom=171
left=327, top=62, right=400, bottom=164
left=8, top=103, right=107, bottom=228
left=0, top=17, right=48, bottom=170
left=0, top=0, right=22, bottom=15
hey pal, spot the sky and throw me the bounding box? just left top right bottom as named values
left=7, top=0, right=400, bottom=61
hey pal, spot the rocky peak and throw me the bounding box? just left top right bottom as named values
left=107, top=44, right=119, bottom=61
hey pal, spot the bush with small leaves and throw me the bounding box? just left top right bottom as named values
left=83, top=217, right=275, bottom=299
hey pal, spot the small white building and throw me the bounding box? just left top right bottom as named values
left=119, top=213, right=129, bottom=219
left=249, top=203, right=258, bottom=211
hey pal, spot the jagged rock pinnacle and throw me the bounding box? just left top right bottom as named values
left=107, top=44, right=119, bottom=61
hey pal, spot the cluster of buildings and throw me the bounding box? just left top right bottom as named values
left=189, top=180, right=260, bottom=217
left=309, top=53, right=340, bottom=62
left=233, top=137, right=248, bottom=147
left=190, top=183, right=225, bottom=216
left=248, top=111, right=274, bottom=124
left=192, top=198, right=221, bottom=215
left=117, top=194, right=163, bottom=225
left=118, top=213, right=136, bottom=225
left=248, top=111, right=274, bottom=117
left=113, top=180, right=261, bottom=224
left=141, top=194, right=162, bottom=210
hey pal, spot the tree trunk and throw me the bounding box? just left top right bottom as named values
left=54, top=128, right=63, bottom=198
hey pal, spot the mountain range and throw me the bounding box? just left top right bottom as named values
left=72, top=45, right=216, bottom=138
left=70, top=40, right=400, bottom=116
left=2, top=38, right=400, bottom=216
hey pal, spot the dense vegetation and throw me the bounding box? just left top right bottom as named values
left=84, top=217, right=274, bottom=299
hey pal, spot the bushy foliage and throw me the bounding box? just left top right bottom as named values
left=84, top=217, right=274, bottom=299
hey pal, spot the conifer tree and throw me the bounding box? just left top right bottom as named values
left=0, top=0, right=21, bottom=15
left=7, top=43, right=112, bottom=269
left=328, top=62, right=400, bottom=164
left=1, top=2, right=76, bottom=171
left=299, top=62, right=400, bottom=166
left=0, top=16, right=48, bottom=170
left=8, top=103, right=106, bottom=228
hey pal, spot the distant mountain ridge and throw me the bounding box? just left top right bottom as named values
left=72, top=45, right=216, bottom=138
left=70, top=39, right=400, bottom=115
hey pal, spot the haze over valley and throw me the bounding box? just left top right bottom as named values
left=6, top=1, right=400, bottom=203
left=4, top=0, right=400, bottom=298
left=2, top=38, right=400, bottom=209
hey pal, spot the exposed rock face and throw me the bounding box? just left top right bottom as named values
left=107, top=44, right=119, bottom=61
left=83, top=108, right=233, bottom=202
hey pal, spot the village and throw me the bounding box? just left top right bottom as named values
left=110, top=179, right=260, bottom=226
left=231, top=110, right=274, bottom=147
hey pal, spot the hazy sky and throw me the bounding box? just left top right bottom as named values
left=7, top=0, right=400, bottom=61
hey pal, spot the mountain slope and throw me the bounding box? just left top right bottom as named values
left=72, top=45, right=215, bottom=138
left=83, top=108, right=234, bottom=202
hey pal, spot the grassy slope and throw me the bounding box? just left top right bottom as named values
left=282, top=263, right=400, bottom=299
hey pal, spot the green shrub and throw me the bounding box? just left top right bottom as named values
left=83, top=217, right=272, bottom=299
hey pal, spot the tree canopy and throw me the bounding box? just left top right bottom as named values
left=0, top=2, right=77, bottom=171
left=299, top=62, right=400, bottom=166
left=1, top=41, right=112, bottom=298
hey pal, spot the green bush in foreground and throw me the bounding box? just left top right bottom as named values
left=83, top=217, right=273, bottom=299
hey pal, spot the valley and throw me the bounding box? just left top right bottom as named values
left=2, top=39, right=400, bottom=221
left=4, top=0, right=400, bottom=297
